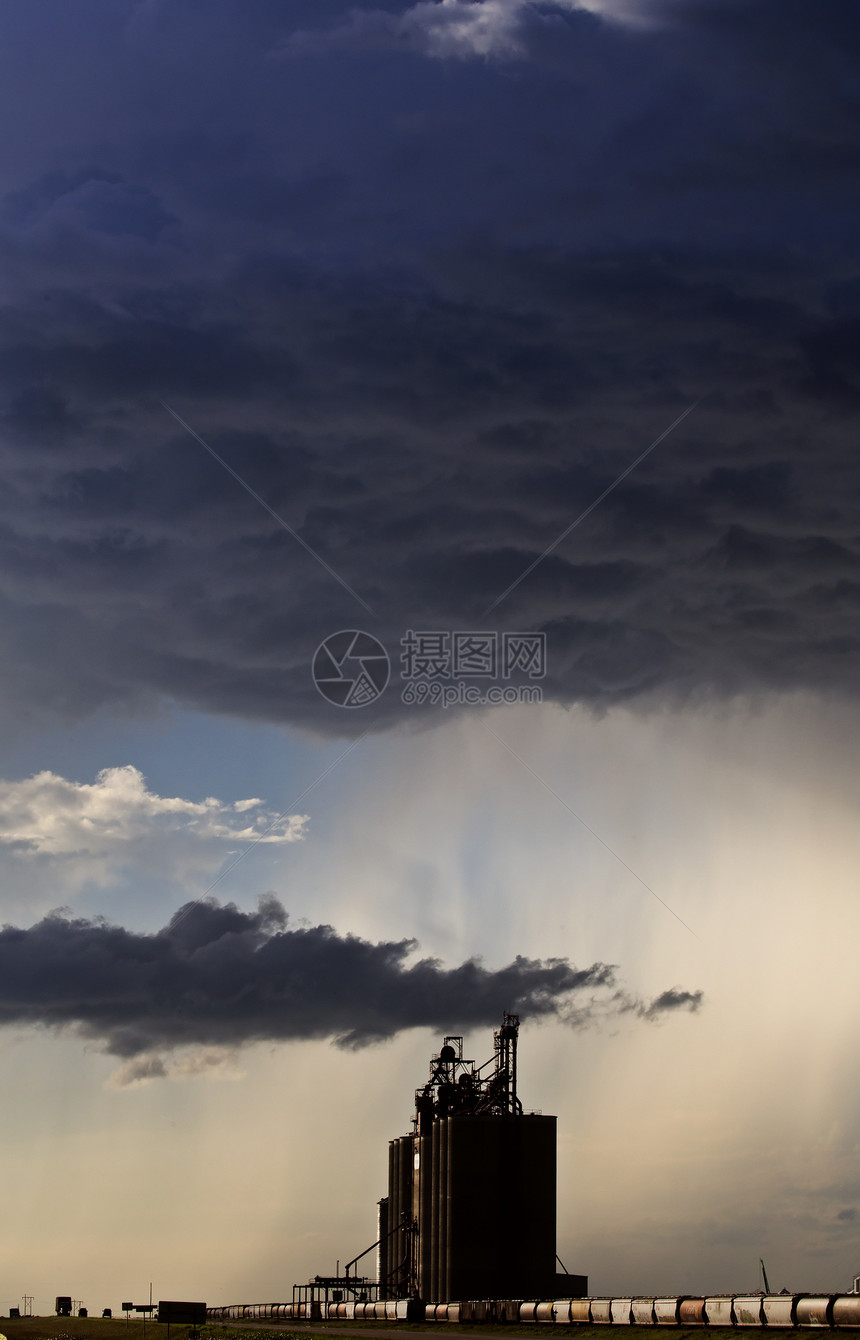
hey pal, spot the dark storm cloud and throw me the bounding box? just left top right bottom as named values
left=0, top=0, right=857, bottom=733
left=0, top=897, right=698, bottom=1056
left=637, top=987, right=703, bottom=1021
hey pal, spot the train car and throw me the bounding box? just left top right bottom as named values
left=833, top=1297, right=860, bottom=1328
left=704, top=1296, right=735, bottom=1326
left=763, top=1295, right=799, bottom=1328
left=610, top=1298, right=634, bottom=1325
left=734, top=1295, right=765, bottom=1326
left=678, top=1298, right=706, bottom=1325
left=797, top=1297, right=833, bottom=1327
left=206, top=1289, right=860, bottom=1328
left=653, top=1298, right=684, bottom=1325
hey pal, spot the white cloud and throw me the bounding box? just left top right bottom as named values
left=384, top=0, right=527, bottom=60
left=0, top=764, right=306, bottom=853
left=0, top=764, right=307, bottom=898
left=281, top=0, right=648, bottom=64
left=281, top=0, right=524, bottom=61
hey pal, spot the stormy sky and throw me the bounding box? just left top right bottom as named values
left=0, top=894, right=702, bottom=1065
left=2, top=0, right=860, bottom=1318
left=1, top=0, right=859, bottom=733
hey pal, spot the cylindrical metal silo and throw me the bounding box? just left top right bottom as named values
left=389, top=1138, right=401, bottom=1298
left=377, top=1197, right=389, bottom=1296
left=430, top=1116, right=442, bottom=1301
left=442, top=1115, right=452, bottom=1302
left=418, top=1130, right=433, bottom=1299
left=394, top=1135, right=414, bottom=1294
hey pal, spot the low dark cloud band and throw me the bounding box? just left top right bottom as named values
left=0, top=897, right=701, bottom=1059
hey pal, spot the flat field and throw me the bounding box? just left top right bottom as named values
left=0, top=1323, right=202, bottom=1340
left=0, top=1320, right=763, bottom=1340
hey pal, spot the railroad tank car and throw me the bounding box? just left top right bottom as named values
left=679, top=1298, right=706, bottom=1325
left=833, top=1298, right=860, bottom=1328
left=797, top=1298, right=834, bottom=1327
left=207, top=1290, right=860, bottom=1327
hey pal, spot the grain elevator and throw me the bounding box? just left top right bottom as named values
left=377, top=1014, right=586, bottom=1303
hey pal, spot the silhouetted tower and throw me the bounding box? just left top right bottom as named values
left=378, top=1014, right=584, bottom=1303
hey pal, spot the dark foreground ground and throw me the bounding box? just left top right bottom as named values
left=3, top=1321, right=860, bottom=1340
left=0, top=1321, right=749, bottom=1340
left=0, top=1319, right=815, bottom=1340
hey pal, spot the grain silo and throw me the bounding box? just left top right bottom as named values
left=377, top=1014, right=586, bottom=1303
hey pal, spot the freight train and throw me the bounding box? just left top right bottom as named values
left=206, top=1293, right=860, bottom=1327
